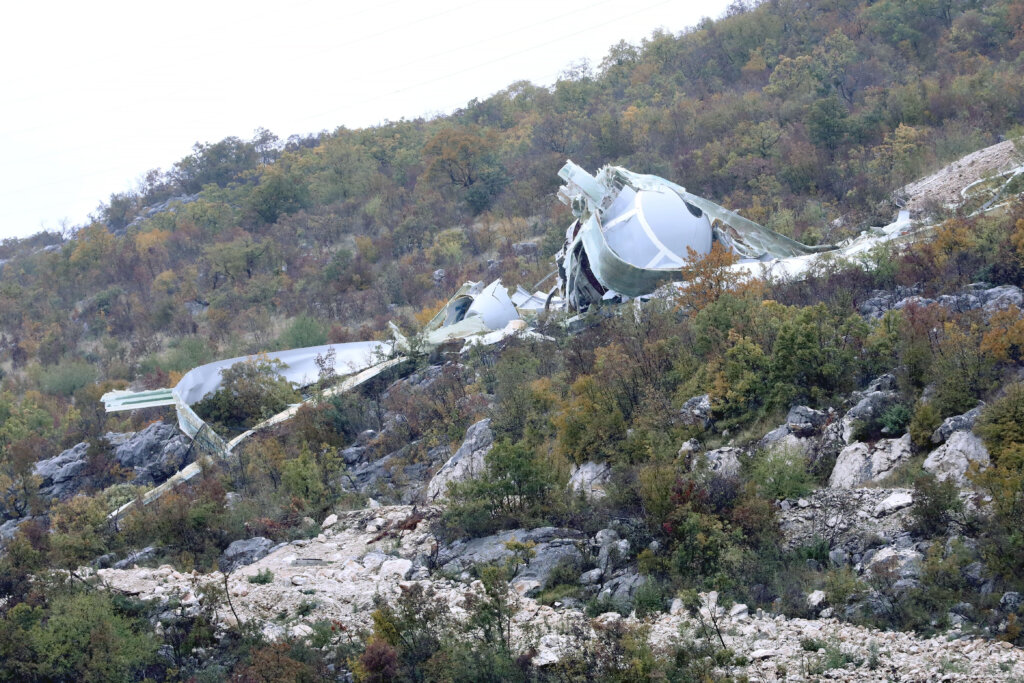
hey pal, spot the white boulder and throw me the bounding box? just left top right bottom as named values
left=568, top=461, right=612, bottom=500
left=829, top=434, right=912, bottom=488
left=923, top=430, right=989, bottom=485
left=426, top=419, right=494, bottom=500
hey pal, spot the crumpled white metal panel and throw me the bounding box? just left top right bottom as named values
left=173, top=340, right=391, bottom=405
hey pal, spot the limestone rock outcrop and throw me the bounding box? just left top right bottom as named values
left=426, top=419, right=494, bottom=500
left=829, top=434, right=912, bottom=488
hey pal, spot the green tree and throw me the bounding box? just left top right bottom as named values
left=202, top=236, right=273, bottom=286
left=442, top=440, right=557, bottom=538
left=769, top=303, right=866, bottom=408
left=423, top=127, right=508, bottom=213
left=0, top=436, right=43, bottom=519
left=48, top=495, right=111, bottom=569
left=4, top=590, right=158, bottom=682
left=248, top=165, right=310, bottom=224
left=976, top=383, right=1024, bottom=470
left=807, top=95, right=850, bottom=153
left=281, top=447, right=326, bottom=510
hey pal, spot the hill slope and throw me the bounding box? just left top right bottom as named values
left=3, top=0, right=1024, bottom=679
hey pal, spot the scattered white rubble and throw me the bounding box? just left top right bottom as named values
left=91, top=504, right=1024, bottom=679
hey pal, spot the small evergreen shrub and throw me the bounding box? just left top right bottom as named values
left=880, top=403, right=911, bottom=435
left=248, top=569, right=274, bottom=584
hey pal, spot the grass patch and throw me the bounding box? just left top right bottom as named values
left=806, top=641, right=862, bottom=674
left=536, top=584, right=581, bottom=606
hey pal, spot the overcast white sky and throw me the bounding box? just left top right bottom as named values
left=0, top=0, right=733, bottom=241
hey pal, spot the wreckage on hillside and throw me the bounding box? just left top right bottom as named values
left=103, top=160, right=921, bottom=517
left=554, top=161, right=835, bottom=310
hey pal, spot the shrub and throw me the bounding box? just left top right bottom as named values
left=801, top=637, right=827, bottom=651
left=277, top=315, right=328, bottom=350
left=930, top=323, right=994, bottom=418
left=585, top=594, right=629, bottom=617
left=666, top=509, right=735, bottom=588
left=794, top=536, right=830, bottom=565
left=909, top=472, right=963, bottom=537
left=121, top=475, right=235, bottom=570
left=536, top=584, right=581, bottom=606
left=880, top=403, right=911, bottom=435
left=976, top=383, right=1024, bottom=469
left=908, top=401, right=942, bottom=448
left=544, top=558, right=582, bottom=591
left=231, top=641, right=318, bottom=682
left=439, top=439, right=559, bottom=539
left=161, top=336, right=215, bottom=373
left=637, top=548, right=671, bottom=578
left=101, top=483, right=147, bottom=512
left=2, top=589, right=159, bottom=682
left=749, top=446, right=813, bottom=500
left=973, top=464, right=1024, bottom=586
left=730, top=487, right=781, bottom=552
left=38, top=359, right=97, bottom=397
left=824, top=567, right=863, bottom=608
left=355, top=638, right=399, bottom=683
left=368, top=583, right=448, bottom=680
left=248, top=569, right=274, bottom=584
left=281, top=448, right=326, bottom=511
left=193, top=356, right=300, bottom=433
left=807, top=642, right=862, bottom=674
left=632, top=580, right=666, bottom=617
left=48, top=495, right=111, bottom=569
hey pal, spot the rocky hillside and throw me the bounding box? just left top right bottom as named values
left=3, top=0, right=1024, bottom=679
left=92, top=504, right=1024, bottom=680
left=7, top=272, right=1024, bottom=680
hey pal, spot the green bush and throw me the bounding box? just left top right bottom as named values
left=585, top=594, right=629, bottom=617
left=536, top=584, right=581, bottom=606
left=48, top=495, right=112, bottom=569
left=38, top=359, right=97, bottom=397
left=277, top=315, right=328, bottom=350
left=908, top=401, right=942, bottom=448
left=281, top=448, right=326, bottom=510
left=544, top=558, right=582, bottom=591
left=248, top=568, right=274, bottom=584
left=930, top=325, right=994, bottom=418
left=807, top=641, right=862, bottom=674
left=824, top=567, right=863, bottom=608
left=193, top=357, right=300, bottom=433
left=632, top=580, right=666, bottom=617
left=666, top=509, right=735, bottom=588
left=794, top=536, right=830, bottom=564
left=749, top=446, right=813, bottom=500
left=439, top=439, right=559, bottom=539
left=0, top=589, right=158, bottom=682
left=162, top=336, right=215, bottom=373
left=800, top=636, right=827, bottom=652
left=880, top=403, right=911, bottom=435
left=976, top=383, right=1024, bottom=469
left=909, top=472, right=963, bottom=537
